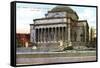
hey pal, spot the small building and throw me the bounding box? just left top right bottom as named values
left=16, top=33, right=30, bottom=47
left=30, top=6, right=89, bottom=51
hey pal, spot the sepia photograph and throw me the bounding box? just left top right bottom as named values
left=14, top=2, right=97, bottom=66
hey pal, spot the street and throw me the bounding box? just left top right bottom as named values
left=16, top=56, right=96, bottom=65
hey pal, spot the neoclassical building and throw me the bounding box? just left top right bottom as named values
left=30, top=6, right=89, bottom=51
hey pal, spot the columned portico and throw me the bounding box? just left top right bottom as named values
left=34, top=26, right=67, bottom=43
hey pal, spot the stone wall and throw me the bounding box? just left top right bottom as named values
left=72, top=42, right=87, bottom=49
left=37, top=42, right=62, bottom=52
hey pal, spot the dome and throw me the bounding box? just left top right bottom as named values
left=49, top=6, right=79, bottom=19
left=51, top=6, right=74, bottom=13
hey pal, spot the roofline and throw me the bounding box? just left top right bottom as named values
left=30, top=22, right=66, bottom=26
left=33, top=17, right=66, bottom=21
left=30, top=23, right=86, bottom=28
left=78, top=20, right=87, bottom=22
left=33, top=17, right=78, bottom=21
left=78, top=20, right=89, bottom=28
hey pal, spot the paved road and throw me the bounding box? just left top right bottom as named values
left=16, top=56, right=96, bottom=65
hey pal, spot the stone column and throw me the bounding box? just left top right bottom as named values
left=67, top=19, right=72, bottom=46
left=34, top=28, right=36, bottom=43
left=38, top=28, right=39, bottom=43
left=45, top=28, right=47, bottom=42
left=68, top=19, right=71, bottom=41
left=41, top=28, right=43, bottom=43
left=49, top=28, right=51, bottom=42
left=64, top=27, right=68, bottom=41
left=35, top=29, right=38, bottom=43
left=51, top=27, right=53, bottom=42
left=54, top=27, right=57, bottom=42
left=63, top=27, right=65, bottom=41
left=62, top=27, right=64, bottom=41
left=57, top=27, right=59, bottom=41
left=57, top=27, right=59, bottom=42
left=44, top=28, right=46, bottom=43
left=39, top=28, right=41, bottom=43
left=47, top=28, right=49, bottom=43
left=43, top=28, right=44, bottom=42
left=58, top=27, right=60, bottom=41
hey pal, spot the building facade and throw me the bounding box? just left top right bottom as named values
left=30, top=6, right=89, bottom=51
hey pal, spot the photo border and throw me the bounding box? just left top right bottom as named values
left=10, top=1, right=98, bottom=67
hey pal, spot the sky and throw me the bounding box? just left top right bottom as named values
left=16, top=2, right=97, bottom=34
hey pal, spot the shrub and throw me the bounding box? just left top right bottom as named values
left=63, top=46, right=73, bottom=51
